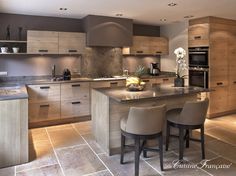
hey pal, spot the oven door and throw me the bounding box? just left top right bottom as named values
left=189, top=70, right=208, bottom=88
left=189, top=51, right=208, bottom=67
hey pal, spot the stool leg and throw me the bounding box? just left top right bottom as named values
left=165, top=121, right=170, bottom=151
left=143, top=140, right=148, bottom=158
left=120, top=133, right=125, bottom=164
left=135, top=137, right=140, bottom=176
left=201, top=125, right=205, bottom=159
left=159, top=135, right=164, bottom=171
left=179, top=128, right=184, bottom=160
left=185, top=129, right=190, bottom=148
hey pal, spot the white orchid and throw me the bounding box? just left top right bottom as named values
left=174, top=47, right=188, bottom=78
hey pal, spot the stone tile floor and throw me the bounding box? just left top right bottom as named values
left=0, top=115, right=236, bottom=176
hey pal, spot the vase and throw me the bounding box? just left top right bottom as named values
left=174, top=77, right=184, bottom=87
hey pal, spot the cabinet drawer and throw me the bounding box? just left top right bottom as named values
left=61, top=99, right=90, bottom=118
left=27, top=84, right=60, bottom=102
left=61, top=82, right=90, bottom=100
left=29, top=101, right=60, bottom=122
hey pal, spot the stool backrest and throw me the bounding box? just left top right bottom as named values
left=180, top=98, right=209, bottom=125
left=126, top=104, right=166, bottom=135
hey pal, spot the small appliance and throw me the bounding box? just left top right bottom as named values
left=150, top=63, right=160, bottom=76
left=63, top=69, right=71, bottom=80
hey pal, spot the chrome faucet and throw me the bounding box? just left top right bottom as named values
left=52, top=65, right=56, bottom=79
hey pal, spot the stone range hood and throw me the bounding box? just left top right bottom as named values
left=83, top=15, right=133, bottom=47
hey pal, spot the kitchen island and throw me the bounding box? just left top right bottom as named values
left=91, top=84, right=209, bottom=155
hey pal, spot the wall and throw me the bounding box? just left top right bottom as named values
left=160, top=21, right=188, bottom=76
left=0, top=13, right=161, bottom=77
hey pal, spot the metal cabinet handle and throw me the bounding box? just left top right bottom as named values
left=40, top=104, right=50, bottom=107
left=110, top=82, right=118, bottom=85
left=143, top=80, right=150, bottom=82
left=40, top=86, right=50, bottom=89
left=68, top=49, right=77, bottom=53
left=72, top=101, right=81, bottom=105
left=38, top=49, right=48, bottom=52
left=194, top=36, right=201, bottom=40
left=72, top=84, right=80, bottom=87
left=216, top=82, right=223, bottom=86
left=136, top=51, right=143, bottom=53
left=156, top=51, right=162, bottom=54
left=233, top=81, right=236, bottom=84
left=163, top=78, right=169, bottom=81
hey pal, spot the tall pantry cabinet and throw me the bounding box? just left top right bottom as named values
left=189, top=17, right=236, bottom=118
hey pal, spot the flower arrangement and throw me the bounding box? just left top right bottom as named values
left=174, top=47, right=188, bottom=78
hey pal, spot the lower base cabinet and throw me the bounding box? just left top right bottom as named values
left=29, top=101, right=61, bottom=123
left=61, top=99, right=90, bottom=118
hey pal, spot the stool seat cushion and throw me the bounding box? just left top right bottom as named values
left=166, top=108, right=183, bottom=124
left=120, top=117, right=128, bottom=132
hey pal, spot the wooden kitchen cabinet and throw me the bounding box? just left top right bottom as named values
left=27, top=84, right=60, bottom=103
left=58, top=32, right=86, bottom=54
left=27, top=83, right=61, bottom=123
left=27, top=30, right=59, bottom=54
left=188, top=23, right=209, bottom=47
left=29, top=101, right=61, bottom=123
left=91, top=80, right=126, bottom=88
left=190, top=17, right=236, bottom=117
left=122, top=36, right=169, bottom=55
left=61, top=82, right=90, bottom=118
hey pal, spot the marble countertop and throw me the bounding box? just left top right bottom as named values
left=93, top=84, right=209, bottom=102
left=0, top=84, right=28, bottom=101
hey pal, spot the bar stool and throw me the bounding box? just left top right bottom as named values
left=120, top=105, right=166, bottom=176
left=165, top=98, right=209, bottom=160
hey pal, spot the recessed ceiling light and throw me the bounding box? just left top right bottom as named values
left=59, top=8, right=67, bottom=11
left=160, top=19, right=167, bottom=22
left=116, top=13, right=123, bottom=17
left=184, top=15, right=194, bottom=19
left=168, top=2, right=177, bottom=6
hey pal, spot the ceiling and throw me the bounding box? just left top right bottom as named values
left=0, top=0, right=236, bottom=25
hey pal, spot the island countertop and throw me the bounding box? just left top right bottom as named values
left=93, top=84, right=209, bottom=102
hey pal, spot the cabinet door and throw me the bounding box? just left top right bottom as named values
left=209, top=24, right=229, bottom=87
left=27, top=84, right=60, bottom=103
left=27, top=30, right=59, bottom=54
left=149, top=37, right=169, bottom=55
left=61, top=99, right=90, bottom=118
left=58, top=32, right=85, bottom=54
left=29, top=101, right=60, bottom=122
left=61, top=82, right=90, bottom=101
left=188, top=23, right=209, bottom=47
left=208, top=86, right=228, bottom=116
left=130, top=36, right=150, bottom=55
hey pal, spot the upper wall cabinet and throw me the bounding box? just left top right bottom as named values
left=188, top=23, right=209, bottom=47
left=27, top=30, right=59, bottom=54
left=27, top=30, right=86, bottom=54
left=122, top=36, right=168, bottom=55
left=58, top=32, right=85, bottom=54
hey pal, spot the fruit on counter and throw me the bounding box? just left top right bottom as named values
left=126, top=77, right=140, bottom=87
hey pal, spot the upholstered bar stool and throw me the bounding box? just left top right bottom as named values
left=120, top=105, right=166, bottom=176
left=165, top=98, right=209, bottom=160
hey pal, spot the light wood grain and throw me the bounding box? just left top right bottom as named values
left=188, top=23, right=209, bottom=47
left=58, top=32, right=86, bottom=54
left=0, top=99, right=28, bottom=168
left=27, top=30, right=59, bottom=54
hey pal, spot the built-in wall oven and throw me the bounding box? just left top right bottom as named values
left=188, top=47, right=209, bottom=88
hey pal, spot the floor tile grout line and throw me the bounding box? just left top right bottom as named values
left=54, top=143, right=88, bottom=151
left=15, top=163, right=60, bottom=174
left=82, top=169, right=109, bottom=176
left=45, top=128, right=66, bottom=176
left=72, top=124, right=115, bottom=176
left=141, top=158, right=164, bottom=176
